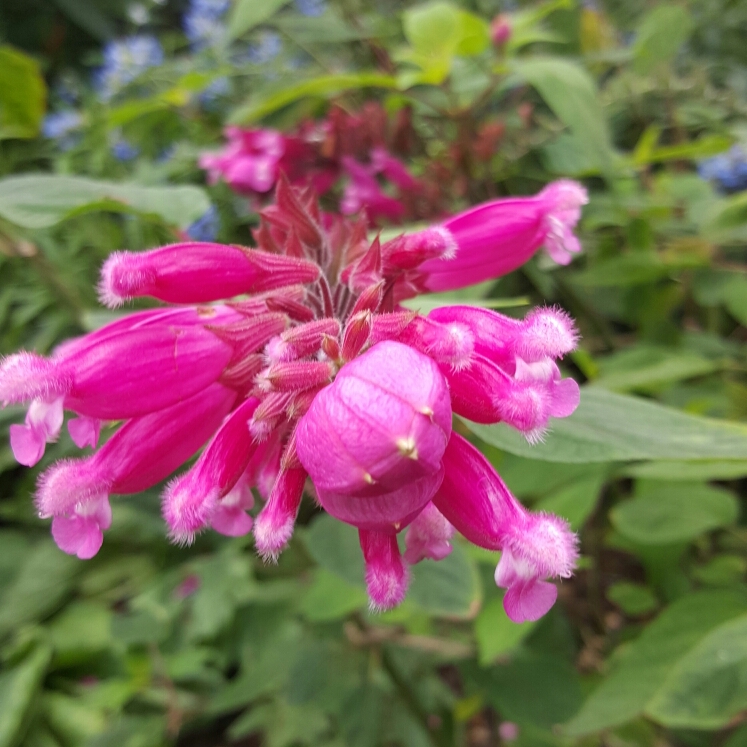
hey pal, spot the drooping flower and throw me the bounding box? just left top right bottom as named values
left=0, top=179, right=585, bottom=622
left=396, top=179, right=589, bottom=294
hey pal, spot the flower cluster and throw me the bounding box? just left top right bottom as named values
left=698, top=145, right=747, bottom=193
left=0, top=179, right=587, bottom=623
left=95, top=35, right=164, bottom=100
left=183, top=0, right=231, bottom=51
left=42, top=111, right=83, bottom=151
left=199, top=103, right=436, bottom=224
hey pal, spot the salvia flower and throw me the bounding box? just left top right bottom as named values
left=1, top=179, right=586, bottom=623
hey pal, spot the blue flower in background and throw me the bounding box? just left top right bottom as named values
left=186, top=205, right=220, bottom=242
left=111, top=137, right=140, bottom=162
left=698, top=146, right=747, bottom=193
left=198, top=76, right=230, bottom=110
left=245, top=31, right=282, bottom=64
left=42, top=111, right=83, bottom=151
left=184, top=0, right=230, bottom=50
left=295, top=0, right=325, bottom=17
left=96, top=35, right=164, bottom=100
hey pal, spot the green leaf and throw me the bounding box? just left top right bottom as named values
left=227, top=0, right=289, bottom=41
left=408, top=542, right=480, bottom=618
left=512, top=57, right=612, bottom=173
left=402, top=2, right=462, bottom=55
left=0, top=174, right=210, bottom=230
left=535, top=473, right=605, bottom=531
left=302, top=514, right=365, bottom=588
left=591, top=346, right=721, bottom=393
left=0, top=643, right=52, bottom=747
left=570, top=252, right=706, bottom=287
left=564, top=590, right=747, bottom=735
left=480, top=652, right=583, bottom=728
left=230, top=73, right=398, bottom=124
left=607, top=582, right=658, bottom=616
left=0, top=542, right=79, bottom=639
left=632, top=5, right=694, bottom=74
left=0, top=46, right=46, bottom=140
left=611, top=483, right=738, bottom=545
left=48, top=601, right=113, bottom=666
left=646, top=614, right=747, bottom=729
left=621, top=459, right=747, bottom=480
left=474, top=596, right=538, bottom=665
left=454, top=11, right=489, bottom=56
left=300, top=569, right=368, bottom=621
left=464, top=387, right=747, bottom=463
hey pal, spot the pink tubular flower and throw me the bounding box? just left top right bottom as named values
left=434, top=434, right=578, bottom=623
left=395, top=180, right=588, bottom=295
left=1, top=179, right=585, bottom=621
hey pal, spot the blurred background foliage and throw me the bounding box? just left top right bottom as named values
left=2, top=0, right=747, bottom=746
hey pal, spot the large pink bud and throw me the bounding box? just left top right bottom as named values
left=296, top=341, right=452, bottom=531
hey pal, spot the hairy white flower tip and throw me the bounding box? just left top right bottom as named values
left=162, top=474, right=218, bottom=547
left=97, top=252, right=152, bottom=308
left=264, top=335, right=292, bottom=363
left=496, top=382, right=549, bottom=438
left=0, top=352, right=70, bottom=406
left=36, top=458, right=110, bottom=518
left=366, top=563, right=410, bottom=612
left=508, top=512, right=579, bottom=579
left=430, top=226, right=458, bottom=261
left=517, top=306, right=579, bottom=362
left=445, top=322, right=474, bottom=371
left=253, top=511, right=294, bottom=562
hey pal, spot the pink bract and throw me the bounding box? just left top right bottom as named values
left=0, top=178, right=586, bottom=622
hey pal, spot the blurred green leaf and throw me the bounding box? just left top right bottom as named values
left=300, top=569, right=368, bottom=621
left=646, top=613, right=747, bottom=728
left=408, top=542, right=480, bottom=618
left=466, top=388, right=747, bottom=463
left=607, top=582, right=658, bottom=616
left=302, top=514, right=365, bottom=588
left=621, top=460, right=747, bottom=480
left=227, top=0, right=289, bottom=41
left=535, top=473, right=605, bottom=531
left=565, top=590, right=747, bottom=735
left=591, top=346, right=721, bottom=393
left=512, top=57, right=612, bottom=173
left=611, top=483, right=739, bottom=545
left=0, top=542, right=78, bottom=639
left=0, top=46, right=46, bottom=140
left=47, top=601, right=113, bottom=666
left=230, top=73, right=398, bottom=123
left=0, top=643, right=52, bottom=747
left=0, top=175, right=210, bottom=230
left=474, top=596, right=538, bottom=665
left=632, top=5, right=694, bottom=74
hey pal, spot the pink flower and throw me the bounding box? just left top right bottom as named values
left=395, top=180, right=588, bottom=295
left=0, top=179, right=585, bottom=622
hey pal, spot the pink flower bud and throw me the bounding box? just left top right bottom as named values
left=359, top=528, right=409, bottom=610
left=407, top=179, right=588, bottom=293
left=490, top=15, right=512, bottom=46
left=162, top=397, right=259, bottom=544
left=99, top=243, right=320, bottom=307
left=433, top=434, right=578, bottom=622
left=253, top=466, right=307, bottom=560
left=296, top=341, right=451, bottom=498
left=265, top=318, right=340, bottom=362
left=381, top=228, right=456, bottom=272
